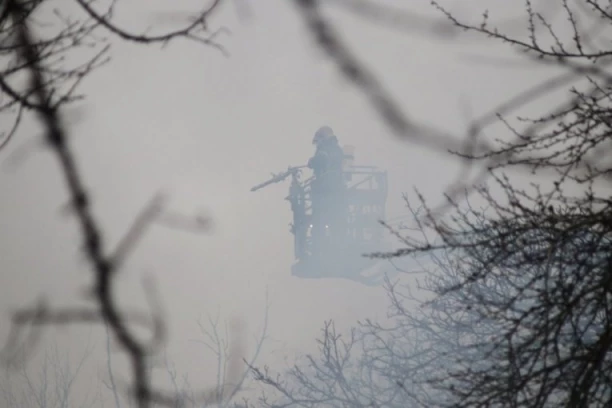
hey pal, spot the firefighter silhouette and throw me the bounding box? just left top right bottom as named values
left=307, top=126, right=347, bottom=246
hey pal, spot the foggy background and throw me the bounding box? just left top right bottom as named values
left=0, top=0, right=562, bottom=405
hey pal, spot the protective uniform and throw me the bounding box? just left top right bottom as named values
left=307, top=126, right=348, bottom=246
left=308, top=127, right=344, bottom=179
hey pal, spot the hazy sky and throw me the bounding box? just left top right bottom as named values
left=0, top=0, right=563, bottom=404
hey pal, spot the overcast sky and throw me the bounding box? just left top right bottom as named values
left=0, top=0, right=563, bottom=403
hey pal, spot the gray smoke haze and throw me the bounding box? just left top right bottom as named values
left=0, top=0, right=565, bottom=405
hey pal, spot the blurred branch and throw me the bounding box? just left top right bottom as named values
left=104, top=322, right=124, bottom=408
left=112, top=193, right=168, bottom=270
left=74, top=0, right=224, bottom=47
left=190, top=293, right=270, bottom=407
left=292, top=0, right=480, bottom=156
left=1, top=338, right=97, bottom=408
left=1, top=1, right=223, bottom=407
left=324, top=0, right=459, bottom=38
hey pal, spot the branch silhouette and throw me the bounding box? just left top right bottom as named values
left=1, top=1, right=224, bottom=407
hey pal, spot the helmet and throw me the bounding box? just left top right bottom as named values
left=313, top=126, right=334, bottom=145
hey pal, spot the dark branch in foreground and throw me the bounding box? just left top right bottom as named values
left=4, top=1, right=155, bottom=405
left=1, top=1, right=224, bottom=407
